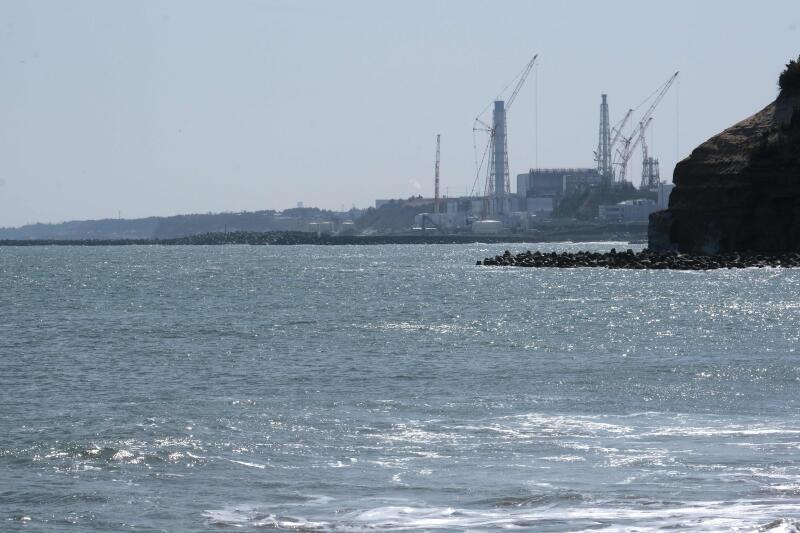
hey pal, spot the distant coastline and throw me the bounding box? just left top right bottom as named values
left=0, top=226, right=647, bottom=246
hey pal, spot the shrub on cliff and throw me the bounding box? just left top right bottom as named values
left=778, top=55, right=800, bottom=96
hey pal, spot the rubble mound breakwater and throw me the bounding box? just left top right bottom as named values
left=478, top=249, right=800, bottom=270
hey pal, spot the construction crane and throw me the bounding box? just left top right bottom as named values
left=595, top=104, right=633, bottom=183
left=610, top=108, right=633, bottom=154
left=505, top=54, right=539, bottom=110
left=614, top=71, right=679, bottom=184
left=617, top=118, right=652, bottom=183
left=434, top=134, right=441, bottom=214
left=472, top=53, right=538, bottom=215
left=639, top=133, right=660, bottom=190
left=473, top=54, right=539, bottom=133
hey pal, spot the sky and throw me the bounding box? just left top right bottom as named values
left=0, top=0, right=798, bottom=227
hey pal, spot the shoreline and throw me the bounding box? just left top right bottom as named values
left=0, top=228, right=646, bottom=247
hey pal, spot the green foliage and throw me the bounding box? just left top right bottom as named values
left=281, top=206, right=325, bottom=217
left=354, top=202, right=430, bottom=232
left=778, top=55, right=800, bottom=95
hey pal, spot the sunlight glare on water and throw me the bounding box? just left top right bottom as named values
left=2, top=243, right=800, bottom=531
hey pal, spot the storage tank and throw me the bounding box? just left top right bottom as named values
left=472, top=220, right=503, bottom=235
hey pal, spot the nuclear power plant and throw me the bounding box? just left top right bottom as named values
left=410, top=58, right=678, bottom=234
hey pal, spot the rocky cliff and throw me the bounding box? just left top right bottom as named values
left=649, top=59, right=800, bottom=253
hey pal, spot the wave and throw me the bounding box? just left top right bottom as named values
left=228, top=458, right=269, bottom=469
left=203, top=500, right=800, bottom=531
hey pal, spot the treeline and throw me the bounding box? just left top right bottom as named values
left=0, top=207, right=360, bottom=241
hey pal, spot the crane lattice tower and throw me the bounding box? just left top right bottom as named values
left=597, top=94, right=613, bottom=185
left=640, top=157, right=660, bottom=190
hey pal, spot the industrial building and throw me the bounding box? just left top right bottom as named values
left=598, top=199, right=657, bottom=222
left=404, top=66, right=680, bottom=234
left=516, top=168, right=602, bottom=203
left=657, top=182, right=675, bottom=210
left=597, top=183, right=673, bottom=222
left=413, top=200, right=469, bottom=231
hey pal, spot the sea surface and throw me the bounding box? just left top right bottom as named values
left=2, top=243, right=800, bottom=532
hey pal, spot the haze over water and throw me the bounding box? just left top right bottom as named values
left=3, top=243, right=800, bottom=531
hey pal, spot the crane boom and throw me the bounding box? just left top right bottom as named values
left=638, top=71, right=679, bottom=127
left=610, top=109, right=633, bottom=151
left=506, top=54, right=538, bottom=110
left=471, top=52, right=538, bottom=216
left=618, top=118, right=652, bottom=183
left=629, top=119, right=651, bottom=156
left=614, top=72, right=679, bottom=183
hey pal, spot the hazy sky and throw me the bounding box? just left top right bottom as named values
left=1, top=0, right=798, bottom=227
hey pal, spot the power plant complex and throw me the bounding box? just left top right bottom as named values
left=407, top=55, right=678, bottom=234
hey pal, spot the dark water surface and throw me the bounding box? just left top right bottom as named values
left=2, top=243, right=800, bottom=532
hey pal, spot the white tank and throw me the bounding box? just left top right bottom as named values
left=472, top=220, right=503, bottom=235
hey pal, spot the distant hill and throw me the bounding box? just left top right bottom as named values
left=355, top=199, right=433, bottom=234
left=0, top=217, right=162, bottom=240
left=0, top=207, right=360, bottom=240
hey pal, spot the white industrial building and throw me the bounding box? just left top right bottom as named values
left=517, top=168, right=602, bottom=200
left=598, top=199, right=657, bottom=222
left=472, top=220, right=504, bottom=234
left=657, top=182, right=675, bottom=210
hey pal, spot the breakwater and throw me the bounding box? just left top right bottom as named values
left=0, top=228, right=644, bottom=247
left=478, top=248, right=800, bottom=270
left=0, top=232, right=557, bottom=246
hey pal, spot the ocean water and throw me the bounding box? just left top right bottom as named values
left=2, top=242, right=800, bottom=532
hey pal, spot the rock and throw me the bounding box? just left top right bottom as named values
left=477, top=248, right=800, bottom=270
left=649, top=57, right=800, bottom=253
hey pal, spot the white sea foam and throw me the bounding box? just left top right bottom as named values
left=539, top=455, right=586, bottom=462
left=204, top=507, right=328, bottom=530
left=204, top=499, right=800, bottom=531
left=643, top=426, right=800, bottom=438
left=227, top=459, right=269, bottom=469
left=496, top=413, right=635, bottom=437
left=111, top=449, right=135, bottom=462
